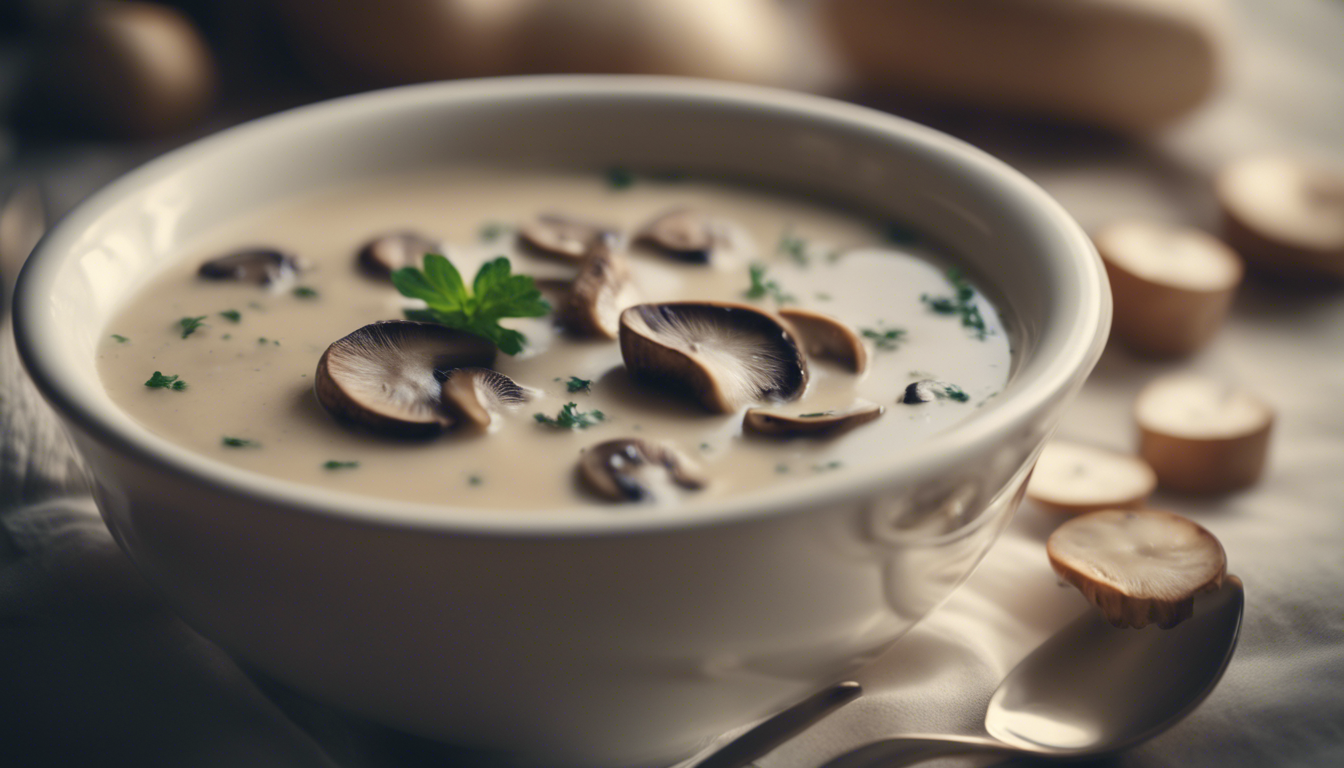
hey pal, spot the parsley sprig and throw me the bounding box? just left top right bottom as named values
left=534, top=402, right=605, bottom=429
left=566, top=376, right=593, bottom=393
left=145, top=371, right=186, bottom=390
left=921, top=268, right=988, bottom=339
left=392, top=254, right=550, bottom=356
left=860, top=325, right=907, bottom=351
left=744, top=263, right=794, bottom=305
left=178, top=316, right=207, bottom=338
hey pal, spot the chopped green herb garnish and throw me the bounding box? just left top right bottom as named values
left=943, top=384, right=970, bottom=402
left=292, top=286, right=319, bottom=299
left=534, top=402, right=605, bottom=430
left=178, top=316, right=207, bottom=338
left=392, top=253, right=550, bottom=356
left=222, top=334, right=231, bottom=340
left=221, top=436, right=259, bottom=448
left=744, top=263, right=795, bottom=305
left=921, top=268, right=989, bottom=339
left=144, top=371, right=186, bottom=390
left=699, top=443, right=712, bottom=451
left=605, top=166, right=635, bottom=189
left=566, top=376, right=593, bottom=393
left=813, top=461, right=843, bottom=472
left=468, top=474, right=483, bottom=486
left=799, top=411, right=833, bottom=418
left=775, top=463, right=791, bottom=474
left=777, top=227, right=809, bottom=266
left=323, top=460, right=359, bottom=470
left=219, top=309, right=242, bottom=323
left=110, top=334, right=129, bottom=343
left=479, top=221, right=514, bottom=241
left=860, top=325, right=907, bottom=351
left=815, top=292, right=832, bottom=301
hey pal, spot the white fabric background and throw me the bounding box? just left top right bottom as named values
left=3, top=1, right=1342, bottom=766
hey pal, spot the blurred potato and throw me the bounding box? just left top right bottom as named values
left=820, top=0, right=1228, bottom=131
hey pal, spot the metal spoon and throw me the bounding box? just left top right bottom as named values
left=823, top=576, right=1244, bottom=767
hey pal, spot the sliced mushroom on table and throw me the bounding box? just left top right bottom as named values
left=619, top=301, right=809, bottom=413
left=314, top=320, right=496, bottom=437
left=1048, top=509, right=1227, bottom=629
left=578, top=438, right=707, bottom=503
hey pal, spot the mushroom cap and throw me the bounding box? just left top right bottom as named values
left=578, top=438, right=707, bottom=502
left=1026, top=439, right=1157, bottom=515
left=357, top=230, right=446, bottom=278
left=198, top=247, right=299, bottom=286
left=1135, top=373, right=1274, bottom=494
left=619, top=301, right=809, bottom=413
left=777, top=307, right=868, bottom=373
left=1047, top=509, right=1227, bottom=629
left=743, top=402, right=883, bottom=438
left=898, top=379, right=968, bottom=404
left=441, top=367, right=532, bottom=432
left=314, top=321, right=497, bottom=437
left=635, top=208, right=749, bottom=264
left=519, top=212, right=616, bottom=261
left=562, top=233, right=639, bottom=339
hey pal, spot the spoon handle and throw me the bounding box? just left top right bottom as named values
left=821, top=734, right=1010, bottom=768
left=693, top=682, right=863, bottom=768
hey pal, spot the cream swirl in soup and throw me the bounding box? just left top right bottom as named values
left=96, top=169, right=1012, bottom=511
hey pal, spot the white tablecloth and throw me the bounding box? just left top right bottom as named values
left=3, top=1, right=1342, bottom=766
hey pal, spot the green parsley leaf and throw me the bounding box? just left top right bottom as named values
left=110, top=334, right=129, bottom=343
left=178, top=316, right=207, bottom=338
left=744, top=263, right=794, bottom=305
left=392, top=253, right=550, bottom=356
left=813, top=461, right=843, bottom=472
left=219, top=309, right=242, bottom=323
left=323, top=460, right=359, bottom=470
left=478, top=221, right=514, bottom=241
left=799, top=411, right=834, bottom=418
left=921, top=268, right=989, bottom=339
left=468, top=474, right=483, bottom=486
left=145, top=371, right=186, bottom=390
left=222, top=436, right=260, bottom=448
left=292, top=286, right=319, bottom=299
left=777, top=227, right=809, bottom=265
left=943, top=384, right=970, bottom=402
left=566, top=376, right=593, bottom=393
left=534, top=402, right=605, bottom=430
left=860, top=325, right=907, bottom=351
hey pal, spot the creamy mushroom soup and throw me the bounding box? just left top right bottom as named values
left=97, top=168, right=1012, bottom=510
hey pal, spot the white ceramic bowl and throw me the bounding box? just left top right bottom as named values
left=15, top=77, right=1109, bottom=767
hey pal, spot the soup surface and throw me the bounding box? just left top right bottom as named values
left=97, top=169, right=1012, bottom=511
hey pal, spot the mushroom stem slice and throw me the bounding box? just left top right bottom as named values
left=1135, top=374, right=1274, bottom=494
left=314, top=321, right=497, bottom=438
left=778, top=308, right=868, bottom=373
left=1047, top=509, right=1227, bottom=629
left=562, top=233, right=640, bottom=339
left=441, top=367, right=533, bottom=432
left=519, top=212, right=618, bottom=261
left=579, top=438, right=707, bottom=503
left=635, top=208, right=747, bottom=264
left=619, top=301, right=809, bottom=414
left=358, top=230, right=447, bottom=278
left=1026, top=439, right=1157, bottom=515
left=743, top=402, right=883, bottom=438
left=198, top=247, right=299, bottom=286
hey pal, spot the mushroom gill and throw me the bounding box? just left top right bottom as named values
left=619, top=301, right=808, bottom=413
left=441, top=367, right=533, bottom=432
left=314, top=321, right=496, bottom=437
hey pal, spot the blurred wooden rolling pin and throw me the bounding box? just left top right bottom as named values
left=819, top=0, right=1229, bottom=132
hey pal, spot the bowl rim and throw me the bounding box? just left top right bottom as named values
left=15, top=75, right=1109, bottom=537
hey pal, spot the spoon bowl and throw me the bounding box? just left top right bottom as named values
left=826, top=576, right=1244, bottom=766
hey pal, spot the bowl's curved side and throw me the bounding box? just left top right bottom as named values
left=14, top=77, right=1108, bottom=766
